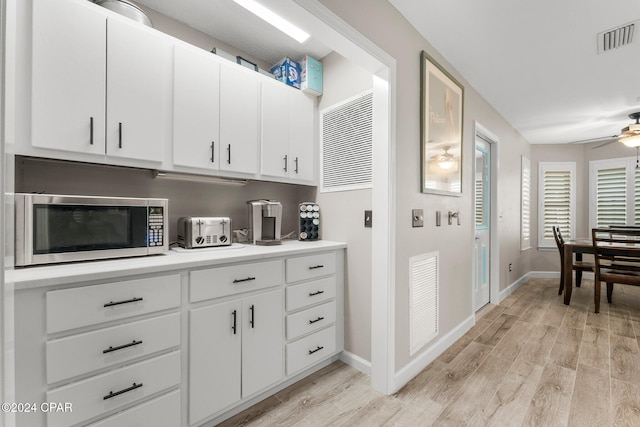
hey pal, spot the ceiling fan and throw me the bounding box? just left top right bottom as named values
left=590, top=112, right=640, bottom=149
left=430, top=145, right=455, bottom=169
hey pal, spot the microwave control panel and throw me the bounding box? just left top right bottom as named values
left=148, top=209, right=164, bottom=247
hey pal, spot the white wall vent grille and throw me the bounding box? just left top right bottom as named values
left=409, top=252, right=439, bottom=356
left=320, top=91, right=373, bottom=192
left=598, top=21, right=636, bottom=53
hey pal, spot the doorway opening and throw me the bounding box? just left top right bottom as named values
left=473, top=122, right=500, bottom=311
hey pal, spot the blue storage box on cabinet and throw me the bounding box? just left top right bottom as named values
left=300, top=55, right=323, bottom=96
left=271, top=57, right=301, bottom=89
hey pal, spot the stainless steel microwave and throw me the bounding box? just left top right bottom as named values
left=15, top=193, right=168, bottom=267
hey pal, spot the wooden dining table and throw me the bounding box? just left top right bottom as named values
left=562, top=238, right=593, bottom=305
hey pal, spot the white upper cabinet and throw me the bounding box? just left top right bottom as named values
left=261, top=80, right=316, bottom=183
left=261, top=80, right=291, bottom=178
left=106, top=15, right=168, bottom=163
left=31, top=0, right=107, bottom=156
left=172, top=43, right=221, bottom=171
left=290, top=91, right=316, bottom=182
left=30, top=0, right=168, bottom=165
left=219, top=64, right=259, bottom=175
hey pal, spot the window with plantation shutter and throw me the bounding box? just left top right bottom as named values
left=521, top=156, right=531, bottom=250
left=589, top=157, right=640, bottom=228
left=596, top=167, right=626, bottom=227
left=538, top=162, right=575, bottom=248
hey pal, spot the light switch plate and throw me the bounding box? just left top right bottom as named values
left=412, top=209, right=424, bottom=227
left=364, top=210, right=372, bottom=228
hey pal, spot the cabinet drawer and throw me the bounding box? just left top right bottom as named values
left=286, top=252, right=336, bottom=283
left=286, top=301, right=336, bottom=341
left=285, top=276, right=336, bottom=312
left=47, top=313, right=180, bottom=384
left=87, top=390, right=180, bottom=427
left=190, top=259, right=282, bottom=302
left=46, top=275, right=181, bottom=334
left=47, top=351, right=181, bottom=427
left=286, top=326, right=336, bottom=376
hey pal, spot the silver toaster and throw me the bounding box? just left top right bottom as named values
left=177, top=217, right=232, bottom=248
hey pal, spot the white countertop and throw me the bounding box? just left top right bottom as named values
left=9, top=240, right=346, bottom=290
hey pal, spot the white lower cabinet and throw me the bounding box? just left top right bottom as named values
left=87, top=390, right=181, bottom=427
left=189, top=288, right=283, bottom=425
left=47, top=351, right=181, bottom=427
left=14, top=246, right=344, bottom=427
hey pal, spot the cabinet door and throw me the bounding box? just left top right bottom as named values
left=219, top=65, right=259, bottom=174
left=189, top=301, right=241, bottom=424
left=242, top=289, right=283, bottom=397
left=260, top=81, right=291, bottom=178
left=173, top=44, right=220, bottom=170
left=31, top=0, right=106, bottom=155
left=106, top=16, right=168, bottom=163
left=290, top=92, right=316, bottom=182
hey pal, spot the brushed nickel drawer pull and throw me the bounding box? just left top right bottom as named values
left=308, top=346, right=324, bottom=355
left=232, top=277, right=256, bottom=284
left=103, top=382, right=143, bottom=400
left=309, top=316, right=325, bottom=324
left=103, top=340, right=143, bottom=354
left=104, top=297, right=143, bottom=308
left=309, top=265, right=324, bottom=270
left=309, top=290, right=324, bottom=297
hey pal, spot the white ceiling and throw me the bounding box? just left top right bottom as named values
left=389, top=0, right=640, bottom=144
left=132, top=0, right=332, bottom=67
left=130, top=0, right=640, bottom=145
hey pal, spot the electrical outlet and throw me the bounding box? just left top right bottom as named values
left=508, top=263, right=513, bottom=272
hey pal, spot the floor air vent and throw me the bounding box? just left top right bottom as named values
left=598, top=21, right=636, bottom=53
left=409, top=252, right=439, bottom=355
left=320, top=91, right=373, bottom=192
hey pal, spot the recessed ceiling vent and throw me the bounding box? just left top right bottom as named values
left=597, top=21, right=637, bottom=53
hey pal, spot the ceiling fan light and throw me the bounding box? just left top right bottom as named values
left=619, top=134, right=640, bottom=147
left=438, top=159, right=454, bottom=169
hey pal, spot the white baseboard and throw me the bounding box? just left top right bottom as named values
left=498, top=272, right=530, bottom=302
left=339, top=350, right=371, bottom=376
left=392, top=314, right=475, bottom=394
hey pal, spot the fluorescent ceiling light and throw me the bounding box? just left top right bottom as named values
left=233, top=0, right=310, bottom=43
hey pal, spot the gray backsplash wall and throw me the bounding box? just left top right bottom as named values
left=15, top=157, right=316, bottom=244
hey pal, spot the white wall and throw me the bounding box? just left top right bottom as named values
left=15, top=157, right=316, bottom=243
left=317, top=51, right=373, bottom=362
left=319, top=0, right=532, bottom=372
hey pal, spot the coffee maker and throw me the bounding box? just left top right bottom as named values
left=247, top=200, right=282, bottom=245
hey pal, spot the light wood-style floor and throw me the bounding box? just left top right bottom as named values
left=219, top=278, right=640, bottom=426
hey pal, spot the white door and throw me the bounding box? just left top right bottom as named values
left=188, top=300, right=241, bottom=424
left=290, top=92, right=316, bottom=182
left=260, top=80, right=291, bottom=178
left=106, top=15, right=168, bottom=163
left=173, top=43, right=221, bottom=170
left=241, top=289, right=283, bottom=397
left=219, top=65, right=259, bottom=174
left=31, top=0, right=107, bottom=155
left=474, top=139, right=491, bottom=310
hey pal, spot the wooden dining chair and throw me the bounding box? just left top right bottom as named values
left=591, top=227, right=640, bottom=313
left=553, top=225, right=593, bottom=295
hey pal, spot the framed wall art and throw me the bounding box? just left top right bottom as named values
left=420, top=50, right=464, bottom=196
